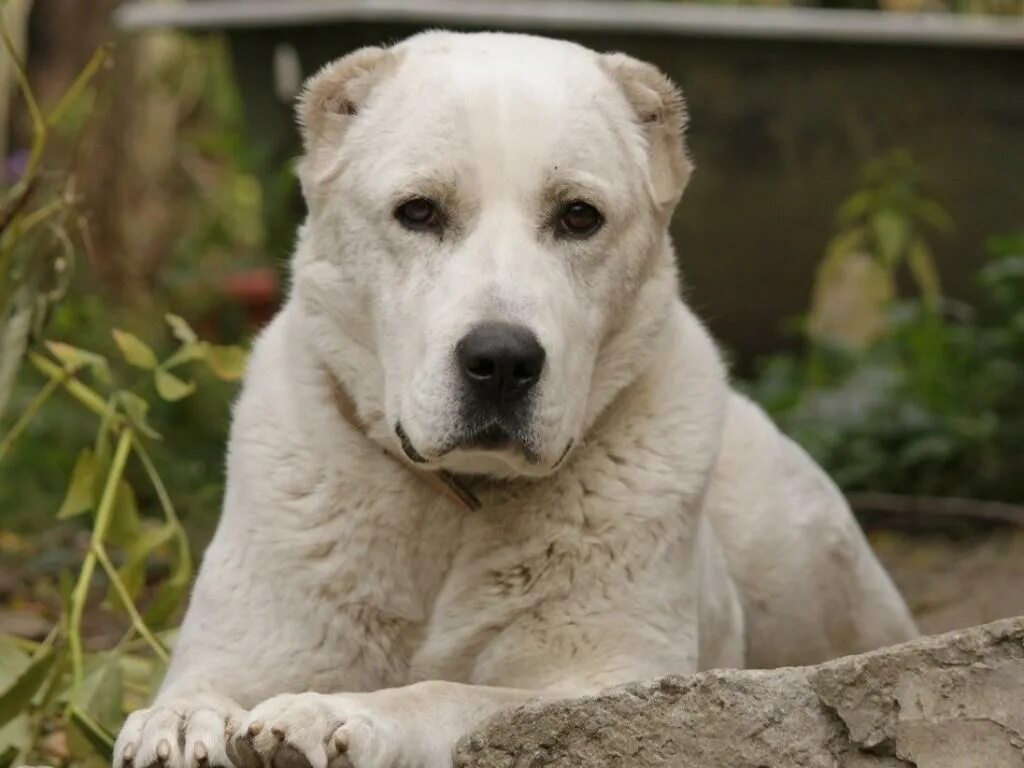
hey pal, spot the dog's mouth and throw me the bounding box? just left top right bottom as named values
left=395, top=422, right=429, bottom=464
left=463, top=424, right=515, bottom=451
left=446, top=421, right=542, bottom=464
left=395, top=421, right=539, bottom=466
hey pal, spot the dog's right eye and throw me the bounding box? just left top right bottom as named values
left=395, top=197, right=442, bottom=232
left=556, top=201, right=604, bottom=239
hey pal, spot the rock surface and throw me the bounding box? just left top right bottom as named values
left=454, top=616, right=1024, bottom=767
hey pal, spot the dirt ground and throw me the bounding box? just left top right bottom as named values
left=869, top=526, right=1024, bottom=635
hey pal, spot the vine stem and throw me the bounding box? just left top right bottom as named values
left=93, top=544, right=169, bottom=662
left=133, top=435, right=189, bottom=541
left=0, top=367, right=68, bottom=461
left=133, top=435, right=193, bottom=607
left=29, top=351, right=119, bottom=424
left=45, top=46, right=109, bottom=128
left=0, top=17, right=47, bottom=228
left=33, top=350, right=188, bottom=664
left=68, top=428, right=132, bottom=693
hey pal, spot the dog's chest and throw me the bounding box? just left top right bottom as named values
left=257, top=451, right=470, bottom=689
left=407, top=441, right=703, bottom=682
left=288, top=384, right=714, bottom=687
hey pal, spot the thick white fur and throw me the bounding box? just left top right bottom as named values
left=114, top=32, right=916, bottom=768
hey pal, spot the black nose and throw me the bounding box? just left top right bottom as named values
left=456, top=322, right=546, bottom=406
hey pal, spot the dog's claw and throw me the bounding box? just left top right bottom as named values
left=271, top=725, right=286, bottom=740
left=116, top=697, right=243, bottom=768
left=334, top=732, right=348, bottom=754
left=248, top=720, right=264, bottom=737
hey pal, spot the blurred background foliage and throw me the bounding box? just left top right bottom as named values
left=0, top=5, right=251, bottom=760
left=656, top=0, right=1023, bottom=11
left=4, top=4, right=293, bottom=539
left=0, top=0, right=1022, bottom=766
left=749, top=178, right=1024, bottom=500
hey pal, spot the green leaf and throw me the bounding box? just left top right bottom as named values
left=165, top=313, right=198, bottom=345
left=106, top=481, right=141, bottom=550
left=74, top=654, right=124, bottom=733
left=824, top=226, right=866, bottom=260
left=162, top=342, right=206, bottom=370
left=154, top=369, right=196, bottom=402
left=907, top=239, right=942, bottom=312
left=144, top=579, right=188, bottom=630
left=144, top=527, right=192, bottom=629
left=113, top=524, right=174, bottom=605
left=57, top=449, right=97, bottom=519
left=112, top=330, right=158, bottom=370
left=46, top=341, right=112, bottom=384
left=0, top=715, right=29, bottom=768
left=870, top=210, right=908, bottom=269
left=118, top=391, right=162, bottom=440
left=119, top=653, right=160, bottom=712
left=203, top=344, right=248, bottom=381
left=34, top=643, right=69, bottom=714
left=836, top=190, right=873, bottom=224
left=915, top=199, right=954, bottom=234
left=0, top=646, right=54, bottom=729
left=69, top=706, right=115, bottom=760
left=0, top=638, right=29, bottom=689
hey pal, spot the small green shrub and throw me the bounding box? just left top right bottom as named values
left=0, top=33, right=247, bottom=768
left=747, top=155, right=1024, bottom=501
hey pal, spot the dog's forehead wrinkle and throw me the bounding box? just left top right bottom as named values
left=356, top=42, right=631, bottom=205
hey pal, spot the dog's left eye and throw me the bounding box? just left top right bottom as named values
left=395, top=197, right=442, bottom=232
left=557, top=201, right=604, bottom=239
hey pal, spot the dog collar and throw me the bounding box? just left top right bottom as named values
left=328, top=374, right=482, bottom=512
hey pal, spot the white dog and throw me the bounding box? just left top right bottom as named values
left=114, top=31, right=916, bottom=768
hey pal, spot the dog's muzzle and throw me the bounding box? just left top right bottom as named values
left=453, top=322, right=545, bottom=450
left=456, top=322, right=545, bottom=406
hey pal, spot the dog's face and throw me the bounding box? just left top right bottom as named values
left=296, top=33, right=690, bottom=477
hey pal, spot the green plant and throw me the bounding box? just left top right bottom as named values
left=0, top=34, right=247, bottom=768
left=747, top=154, right=1024, bottom=501
left=805, top=151, right=950, bottom=352
left=2, top=31, right=276, bottom=538
left=1, top=317, right=245, bottom=767
left=0, top=29, right=106, bottom=423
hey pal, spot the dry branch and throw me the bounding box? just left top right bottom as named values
left=848, top=491, right=1024, bottom=527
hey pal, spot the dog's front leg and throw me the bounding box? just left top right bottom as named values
left=226, top=683, right=535, bottom=768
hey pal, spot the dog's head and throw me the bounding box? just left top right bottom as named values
left=294, top=32, right=691, bottom=477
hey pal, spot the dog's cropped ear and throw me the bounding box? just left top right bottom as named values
left=296, top=46, right=397, bottom=175
left=599, top=53, right=693, bottom=211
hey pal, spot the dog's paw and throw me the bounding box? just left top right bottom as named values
left=114, top=694, right=245, bottom=768
left=228, top=692, right=440, bottom=768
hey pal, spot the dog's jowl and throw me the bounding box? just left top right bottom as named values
left=113, top=32, right=916, bottom=768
